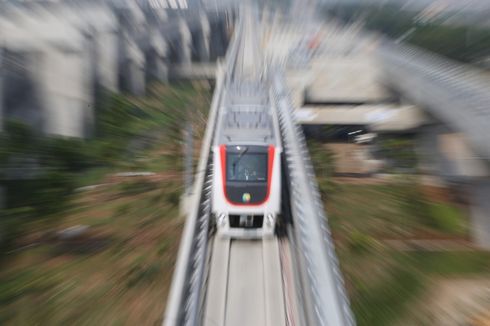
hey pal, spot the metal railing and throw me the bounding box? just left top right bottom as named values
left=272, top=70, right=355, bottom=326
left=163, top=67, right=223, bottom=326
left=163, top=14, right=242, bottom=326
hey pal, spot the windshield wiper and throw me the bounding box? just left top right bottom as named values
left=232, top=146, right=248, bottom=178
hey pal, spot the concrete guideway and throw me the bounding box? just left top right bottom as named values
left=203, top=10, right=290, bottom=325
left=378, top=41, right=490, bottom=161
left=296, top=104, right=426, bottom=131
left=203, top=238, right=288, bottom=326
left=164, top=5, right=355, bottom=326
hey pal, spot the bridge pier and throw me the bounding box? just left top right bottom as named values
left=3, top=44, right=92, bottom=138
left=209, top=19, right=228, bottom=60
left=468, top=180, right=490, bottom=248
left=177, top=18, right=192, bottom=66
left=416, top=125, right=450, bottom=176
left=0, top=2, right=230, bottom=138
left=146, top=29, right=169, bottom=83
left=2, top=50, right=44, bottom=134
left=193, top=13, right=211, bottom=62
left=40, top=41, right=94, bottom=138
left=119, top=36, right=146, bottom=96
left=71, top=4, right=119, bottom=94
left=94, top=29, right=119, bottom=92
left=416, top=125, right=490, bottom=248
left=0, top=47, right=3, bottom=131
left=153, top=56, right=169, bottom=83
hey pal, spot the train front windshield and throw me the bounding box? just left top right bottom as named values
left=227, top=153, right=267, bottom=182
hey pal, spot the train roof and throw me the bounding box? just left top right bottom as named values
left=215, top=82, right=280, bottom=146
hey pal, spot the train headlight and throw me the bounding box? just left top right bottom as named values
left=266, top=214, right=274, bottom=227
left=218, top=213, right=227, bottom=227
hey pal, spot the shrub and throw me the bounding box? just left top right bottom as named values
left=427, top=203, right=464, bottom=235
left=348, top=230, right=376, bottom=254
left=32, top=171, right=75, bottom=216
left=43, top=138, right=95, bottom=172
left=308, top=140, right=336, bottom=179
left=119, top=180, right=157, bottom=196
left=126, top=262, right=162, bottom=288
left=164, top=187, right=181, bottom=207
left=0, top=207, right=35, bottom=254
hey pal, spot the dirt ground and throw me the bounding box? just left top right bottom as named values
left=403, top=278, right=490, bottom=326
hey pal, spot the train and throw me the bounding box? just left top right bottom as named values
left=211, top=82, right=282, bottom=238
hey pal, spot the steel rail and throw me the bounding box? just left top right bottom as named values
left=272, top=70, right=355, bottom=326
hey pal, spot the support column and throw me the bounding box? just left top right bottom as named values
left=150, top=30, right=168, bottom=83
left=469, top=179, right=490, bottom=249
left=0, top=47, right=4, bottom=132
left=120, top=34, right=146, bottom=96
left=198, top=13, right=211, bottom=62
left=40, top=44, right=94, bottom=138
left=417, top=125, right=490, bottom=248
left=155, top=57, right=169, bottom=83
left=416, top=125, right=452, bottom=176
left=209, top=19, right=225, bottom=61
left=128, top=62, right=146, bottom=96
left=178, top=18, right=192, bottom=67
left=96, top=29, right=119, bottom=92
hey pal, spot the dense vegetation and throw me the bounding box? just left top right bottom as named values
left=377, top=136, right=418, bottom=171
left=0, top=83, right=207, bottom=256
left=325, top=4, right=490, bottom=66
left=0, top=82, right=211, bottom=324
left=306, top=139, right=490, bottom=325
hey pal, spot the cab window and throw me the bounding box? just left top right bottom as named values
left=227, top=153, right=267, bottom=182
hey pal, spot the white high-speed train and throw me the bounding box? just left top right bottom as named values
left=212, top=83, right=282, bottom=238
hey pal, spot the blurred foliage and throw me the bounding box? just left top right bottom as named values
left=352, top=261, right=422, bottom=326
left=163, top=184, right=181, bottom=208
left=0, top=82, right=209, bottom=256
left=348, top=230, right=377, bottom=254
left=408, top=25, right=490, bottom=64
left=390, top=178, right=465, bottom=235
left=389, top=177, right=430, bottom=225
left=126, top=261, right=163, bottom=288
left=0, top=82, right=210, bottom=324
left=326, top=179, right=473, bottom=325
left=427, top=202, right=465, bottom=235
left=351, top=251, right=490, bottom=326
left=0, top=176, right=184, bottom=324
left=0, top=121, right=37, bottom=154
left=325, top=3, right=490, bottom=65
left=0, top=208, right=34, bottom=256
left=0, top=267, right=58, bottom=306
left=307, top=139, right=337, bottom=196
left=1, top=122, right=79, bottom=252
left=378, top=137, right=418, bottom=171
left=118, top=180, right=158, bottom=196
